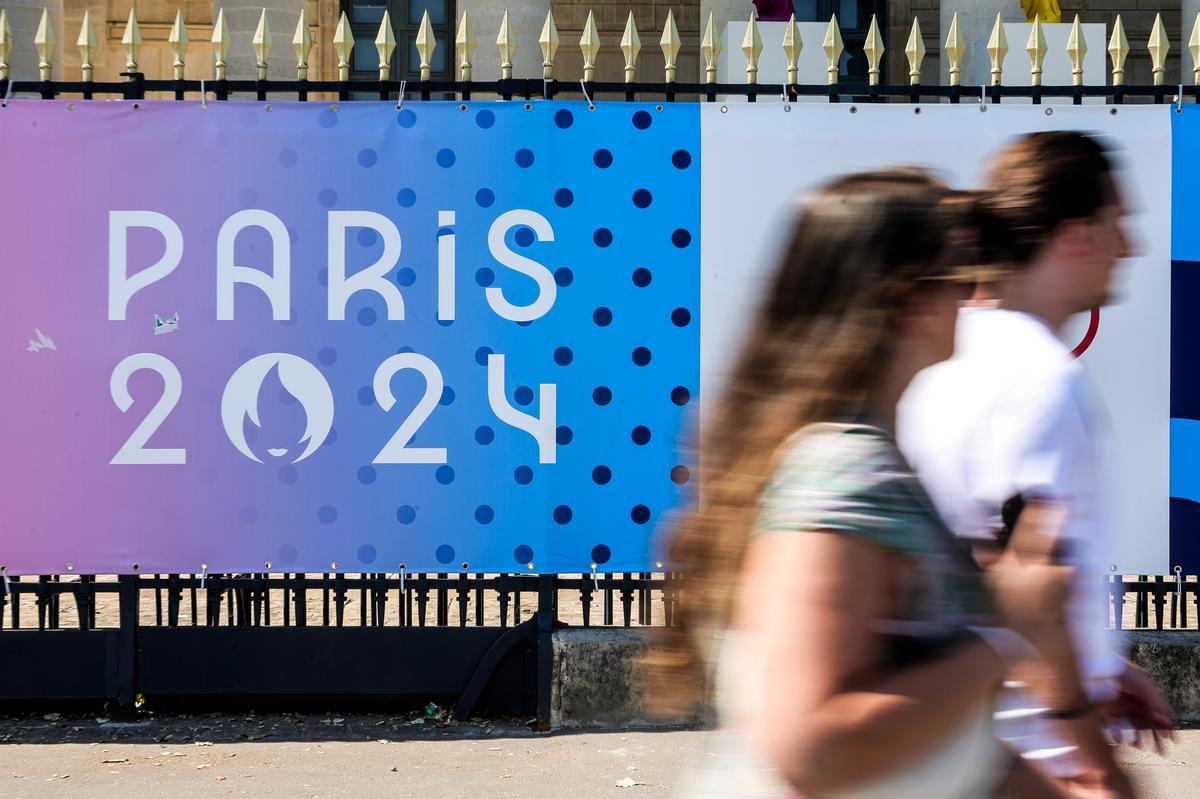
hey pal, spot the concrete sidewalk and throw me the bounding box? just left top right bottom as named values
left=0, top=714, right=1195, bottom=798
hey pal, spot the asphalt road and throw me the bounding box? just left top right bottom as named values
left=0, top=713, right=1195, bottom=798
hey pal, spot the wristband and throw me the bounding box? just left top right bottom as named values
left=1043, top=701, right=1097, bottom=721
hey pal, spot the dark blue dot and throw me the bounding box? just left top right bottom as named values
left=672, top=386, right=691, bottom=406
left=318, top=346, right=337, bottom=365
left=554, top=188, right=574, bottom=207
left=440, top=386, right=455, bottom=406
left=396, top=188, right=417, bottom=207
left=436, top=544, right=455, bottom=564
left=357, top=149, right=378, bottom=168
left=631, top=505, right=651, bottom=524
left=514, top=544, right=534, bottom=564
left=475, top=505, right=495, bottom=524
left=632, top=347, right=652, bottom=366
left=475, top=109, right=495, bottom=128
left=475, top=346, right=493, bottom=366
left=357, top=465, right=377, bottom=485
left=475, top=425, right=494, bottom=444
left=357, top=306, right=377, bottom=327
left=318, top=188, right=337, bottom=208
left=593, top=148, right=613, bottom=168
left=515, top=148, right=535, bottom=168
left=476, top=188, right=495, bottom=207
left=318, top=268, right=328, bottom=287
left=514, top=386, right=534, bottom=406
left=436, top=148, right=456, bottom=168
left=514, top=465, right=534, bottom=485
left=592, top=465, right=611, bottom=485
left=396, top=267, right=416, bottom=287
left=397, top=109, right=417, bottom=128
left=553, top=505, right=573, bottom=524
left=556, top=426, right=573, bottom=445
left=554, top=109, right=574, bottom=128
left=396, top=505, right=416, bottom=524
left=671, top=307, right=691, bottom=326
left=397, top=346, right=415, bottom=354
left=632, top=110, right=653, bottom=129
left=632, top=268, right=652, bottom=287
left=592, top=386, right=612, bottom=406
left=437, top=318, right=454, bottom=328
left=554, top=267, right=574, bottom=286
left=318, top=505, right=338, bottom=524
left=357, top=228, right=378, bottom=247
left=357, top=545, right=377, bottom=564
left=475, top=267, right=495, bottom=287
left=517, top=320, right=532, bottom=328
left=278, top=466, right=298, bottom=485
left=633, top=189, right=653, bottom=208
left=632, top=426, right=651, bottom=445
left=591, top=544, right=612, bottom=564
left=515, top=227, right=535, bottom=247
left=319, top=109, right=338, bottom=128
left=672, top=149, right=692, bottom=169
left=357, top=386, right=374, bottom=406
left=672, top=229, right=692, bottom=248
left=279, top=148, right=299, bottom=167
left=671, top=465, right=690, bottom=485
left=593, top=228, right=613, bottom=248
left=436, top=465, right=455, bottom=485
left=553, top=347, right=573, bottom=366
left=593, top=307, right=612, bottom=326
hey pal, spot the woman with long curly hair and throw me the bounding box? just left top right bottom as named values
left=651, top=169, right=1076, bottom=798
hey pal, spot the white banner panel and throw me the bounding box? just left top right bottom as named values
left=700, top=104, right=1172, bottom=574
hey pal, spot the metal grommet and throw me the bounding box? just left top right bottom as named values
left=524, top=103, right=532, bottom=111
left=67, top=102, right=75, bottom=110
left=655, top=104, right=663, bottom=112
left=526, top=562, right=535, bottom=570
left=132, top=103, right=140, bottom=110
left=461, top=562, right=469, bottom=570
left=655, top=561, right=664, bottom=569
left=783, top=104, right=791, bottom=112
left=330, top=562, right=339, bottom=570
left=849, top=106, right=857, bottom=113
left=264, top=562, right=272, bottom=570
left=914, top=107, right=921, bottom=114
left=330, top=104, right=339, bottom=113
left=398, top=564, right=406, bottom=570
left=132, top=563, right=140, bottom=571
left=66, top=563, right=74, bottom=571
left=264, top=103, right=272, bottom=112
left=1110, top=107, right=1119, bottom=115
left=720, top=105, right=728, bottom=113
left=1177, top=105, right=1185, bottom=115
left=1176, top=565, right=1183, bottom=574
left=1044, top=107, right=1053, bottom=116
left=980, top=104, right=988, bottom=112
left=460, top=104, right=467, bottom=112
left=1110, top=564, right=1119, bottom=572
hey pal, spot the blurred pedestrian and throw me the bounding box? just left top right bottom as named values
left=651, top=169, right=1074, bottom=798
left=898, top=131, right=1175, bottom=799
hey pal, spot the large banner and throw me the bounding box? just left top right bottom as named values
left=0, top=101, right=700, bottom=574
left=0, top=99, right=1188, bottom=575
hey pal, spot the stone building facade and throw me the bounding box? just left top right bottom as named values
left=0, top=0, right=1189, bottom=87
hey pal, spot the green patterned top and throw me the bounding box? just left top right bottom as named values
left=757, top=423, right=992, bottom=635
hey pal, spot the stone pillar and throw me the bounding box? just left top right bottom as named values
left=3, top=0, right=64, bottom=81
left=1185, top=0, right=1199, bottom=83
left=455, top=0, right=551, bottom=83
left=212, top=0, right=307, bottom=80
left=938, top=0, right=1021, bottom=84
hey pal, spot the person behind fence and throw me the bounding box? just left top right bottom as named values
left=649, top=168, right=1081, bottom=798
left=897, top=130, right=1176, bottom=799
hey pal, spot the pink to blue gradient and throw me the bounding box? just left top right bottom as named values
left=0, top=100, right=700, bottom=575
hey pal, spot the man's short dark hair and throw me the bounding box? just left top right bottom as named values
left=982, top=131, right=1117, bottom=267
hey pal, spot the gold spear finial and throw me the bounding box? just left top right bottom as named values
left=456, top=11, right=475, bottom=82
left=212, top=8, right=231, bottom=79
left=333, top=10, right=354, bottom=81
left=620, top=11, right=640, bottom=83
left=293, top=8, right=313, bottom=80
left=660, top=8, right=681, bottom=83
left=1066, top=14, right=1086, bottom=86
left=782, top=13, right=802, bottom=85
left=702, top=11, right=722, bottom=84
left=1108, top=14, right=1129, bottom=86
left=252, top=8, right=272, bottom=80
left=34, top=6, right=56, bottom=81
left=822, top=14, right=844, bottom=85
left=1026, top=14, right=1046, bottom=86
left=415, top=9, right=435, bottom=81
left=1149, top=12, right=1169, bottom=86
left=987, top=12, right=1008, bottom=86
left=863, top=14, right=884, bottom=86
left=539, top=9, right=559, bottom=80
left=79, top=8, right=99, bottom=82
left=945, top=12, right=964, bottom=86
left=742, top=12, right=763, bottom=84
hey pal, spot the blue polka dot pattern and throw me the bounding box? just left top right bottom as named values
left=163, top=101, right=699, bottom=576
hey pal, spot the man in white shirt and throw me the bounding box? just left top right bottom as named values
left=898, top=131, right=1173, bottom=797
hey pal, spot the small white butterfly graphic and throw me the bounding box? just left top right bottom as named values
left=26, top=328, right=56, bottom=353
left=154, top=312, right=180, bottom=336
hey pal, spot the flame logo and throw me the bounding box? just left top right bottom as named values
left=221, top=353, right=334, bottom=464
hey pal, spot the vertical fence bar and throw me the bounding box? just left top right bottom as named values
left=117, top=574, right=138, bottom=709
left=535, top=573, right=555, bottom=730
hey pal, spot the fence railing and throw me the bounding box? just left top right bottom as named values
left=1, top=6, right=1199, bottom=93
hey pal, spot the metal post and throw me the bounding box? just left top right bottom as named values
left=116, top=574, right=138, bottom=710
left=535, top=573, right=555, bottom=730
